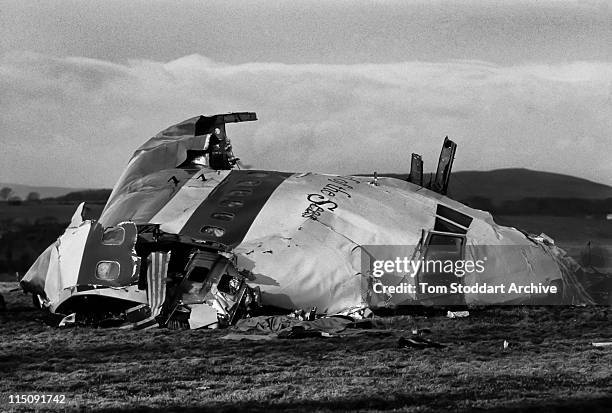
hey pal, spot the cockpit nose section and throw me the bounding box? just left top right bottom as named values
left=19, top=217, right=140, bottom=310
left=76, top=221, right=140, bottom=288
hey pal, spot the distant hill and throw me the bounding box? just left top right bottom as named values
left=448, top=169, right=612, bottom=202
left=0, top=183, right=88, bottom=200
left=51, top=189, right=112, bottom=203
left=380, top=169, right=612, bottom=204
left=3, top=168, right=611, bottom=205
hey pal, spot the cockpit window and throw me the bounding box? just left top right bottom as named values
left=96, top=261, right=121, bottom=281
left=101, top=227, right=125, bottom=245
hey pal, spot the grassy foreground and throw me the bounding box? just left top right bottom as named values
left=1, top=283, right=611, bottom=412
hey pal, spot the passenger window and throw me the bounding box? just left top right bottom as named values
left=247, top=172, right=268, bottom=178
left=237, top=180, right=261, bottom=187
left=201, top=226, right=225, bottom=237
left=219, top=199, right=244, bottom=208
left=211, top=212, right=234, bottom=221
left=227, top=189, right=252, bottom=197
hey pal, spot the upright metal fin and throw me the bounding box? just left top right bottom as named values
left=193, top=112, right=257, bottom=170
left=431, top=137, right=457, bottom=195
left=408, top=153, right=424, bottom=186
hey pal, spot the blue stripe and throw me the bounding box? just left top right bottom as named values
left=179, top=170, right=291, bottom=249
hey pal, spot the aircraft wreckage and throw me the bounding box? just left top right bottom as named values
left=20, top=112, right=597, bottom=329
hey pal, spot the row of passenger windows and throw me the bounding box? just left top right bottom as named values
left=96, top=174, right=269, bottom=277
left=200, top=173, right=267, bottom=237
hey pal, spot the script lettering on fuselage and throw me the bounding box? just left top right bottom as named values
left=301, top=176, right=361, bottom=220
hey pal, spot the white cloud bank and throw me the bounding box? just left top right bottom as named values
left=1, top=52, right=610, bottom=187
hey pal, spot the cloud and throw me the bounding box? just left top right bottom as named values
left=1, top=51, right=610, bottom=187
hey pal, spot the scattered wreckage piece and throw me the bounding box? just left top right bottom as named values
left=221, top=314, right=384, bottom=340
left=447, top=310, right=470, bottom=319
left=19, top=112, right=601, bottom=330
left=398, top=335, right=447, bottom=350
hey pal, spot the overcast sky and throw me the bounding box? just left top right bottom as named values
left=1, top=0, right=611, bottom=188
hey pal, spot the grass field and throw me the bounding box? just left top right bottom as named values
left=0, top=203, right=105, bottom=224
left=1, top=214, right=611, bottom=412
left=494, top=215, right=612, bottom=246
left=1, top=283, right=611, bottom=412
left=495, top=215, right=612, bottom=272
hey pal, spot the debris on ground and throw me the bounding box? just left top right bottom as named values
left=219, top=314, right=388, bottom=340
left=447, top=310, right=469, bottom=318
left=220, top=333, right=274, bottom=341
left=58, top=313, right=76, bottom=328
left=411, top=328, right=432, bottom=336
left=288, top=307, right=317, bottom=321
left=398, top=336, right=446, bottom=349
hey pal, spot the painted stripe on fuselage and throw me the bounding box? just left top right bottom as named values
left=100, top=168, right=202, bottom=227
left=179, top=170, right=292, bottom=248
left=150, top=169, right=232, bottom=234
